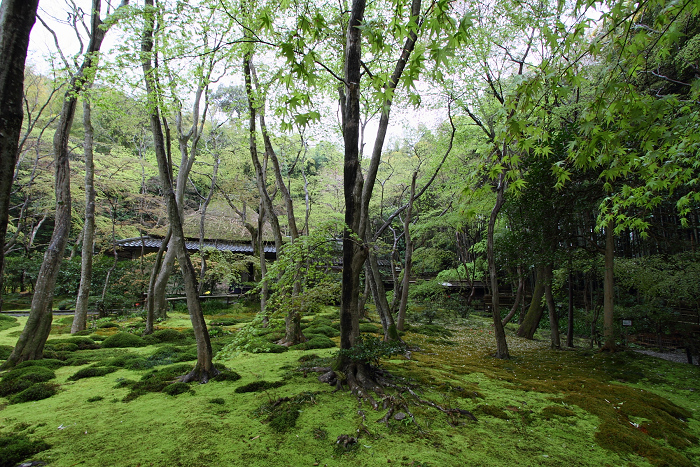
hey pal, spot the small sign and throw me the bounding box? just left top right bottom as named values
left=622, top=319, right=632, bottom=326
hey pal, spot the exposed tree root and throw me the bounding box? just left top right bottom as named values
left=407, top=388, right=478, bottom=422
left=178, top=364, right=220, bottom=384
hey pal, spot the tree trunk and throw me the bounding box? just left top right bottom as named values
left=517, top=265, right=546, bottom=339
left=487, top=172, right=509, bottom=359
left=397, top=172, right=416, bottom=331
left=72, top=96, right=96, bottom=333
left=543, top=264, right=560, bottom=349
left=142, top=0, right=217, bottom=382
left=501, top=268, right=524, bottom=327
left=366, top=251, right=399, bottom=341
left=601, top=221, right=616, bottom=351
left=4, top=0, right=121, bottom=366
left=152, top=245, right=175, bottom=319
left=566, top=262, right=574, bottom=347
left=0, top=0, right=40, bottom=312
left=145, top=229, right=171, bottom=335
left=198, top=152, right=220, bottom=294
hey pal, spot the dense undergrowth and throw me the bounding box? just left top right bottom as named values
left=0, top=305, right=698, bottom=467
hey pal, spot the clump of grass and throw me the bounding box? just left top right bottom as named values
left=101, top=332, right=146, bottom=348
left=235, top=380, right=285, bottom=393
left=67, top=365, right=119, bottom=381
left=9, top=382, right=58, bottom=404
left=0, top=434, right=50, bottom=467
left=0, top=366, right=56, bottom=397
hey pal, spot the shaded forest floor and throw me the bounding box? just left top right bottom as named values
left=0, top=307, right=698, bottom=467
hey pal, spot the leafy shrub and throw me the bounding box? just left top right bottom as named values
left=0, top=367, right=55, bottom=397
left=290, top=336, right=336, bottom=350
left=163, top=382, right=192, bottom=396
left=9, top=382, right=58, bottom=404
left=0, top=434, right=50, bottom=467
left=235, top=380, right=286, bottom=393
left=101, top=332, right=146, bottom=348
left=338, top=335, right=406, bottom=366
left=67, top=365, right=119, bottom=381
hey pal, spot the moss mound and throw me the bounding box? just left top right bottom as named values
left=0, top=315, right=19, bottom=333
left=67, top=365, right=119, bottom=381
left=209, top=318, right=238, bottom=326
left=541, top=405, right=576, bottom=419
left=121, top=363, right=194, bottom=402
left=257, top=392, right=318, bottom=433
left=211, top=369, right=242, bottom=382
left=0, top=344, right=13, bottom=361
left=235, top=380, right=286, bottom=393
left=9, top=382, right=58, bottom=404
left=0, top=366, right=56, bottom=397
left=478, top=404, right=510, bottom=420
left=289, top=336, right=335, bottom=350
left=303, top=325, right=339, bottom=338
left=411, top=324, right=453, bottom=337
left=359, top=323, right=381, bottom=333
left=0, top=434, right=50, bottom=467
left=108, top=354, right=149, bottom=370
left=150, top=329, right=189, bottom=343
left=46, top=336, right=100, bottom=350
left=15, top=358, right=65, bottom=370
left=101, top=332, right=146, bottom=348
left=146, top=344, right=197, bottom=366
left=163, top=382, right=193, bottom=396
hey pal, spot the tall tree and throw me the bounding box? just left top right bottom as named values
left=0, top=0, right=40, bottom=311
left=141, top=0, right=217, bottom=382
left=4, top=0, right=127, bottom=367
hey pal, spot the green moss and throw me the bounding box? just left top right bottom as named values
left=541, top=405, right=576, bottom=419
left=358, top=323, right=381, bottom=333
left=46, top=336, right=100, bottom=350
left=150, top=329, right=189, bottom=343
left=0, top=315, right=19, bottom=332
left=0, top=434, right=50, bottom=467
left=87, top=396, right=104, bottom=402
left=15, top=358, right=65, bottom=370
left=120, top=363, right=194, bottom=402
left=9, top=382, right=58, bottom=404
left=67, top=365, right=119, bottom=381
left=163, top=382, right=193, bottom=396
left=210, top=369, right=241, bottom=382
left=0, top=366, right=56, bottom=396
left=234, top=380, right=285, bottom=393
left=411, top=324, right=453, bottom=337
left=209, top=397, right=225, bottom=405
left=478, top=404, right=511, bottom=420
left=305, top=325, right=340, bottom=337
left=290, top=336, right=335, bottom=350
left=0, top=344, right=13, bottom=360
left=101, top=332, right=146, bottom=348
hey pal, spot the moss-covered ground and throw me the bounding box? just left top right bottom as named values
left=0, top=309, right=698, bottom=467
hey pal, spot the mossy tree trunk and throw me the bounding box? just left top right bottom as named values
left=0, top=0, right=40, bottom=312
left=601, top=221, right=617, bottom=352
left=543, top=264, right=561, bottom=349
left=487, top=171, right=509, bottom=359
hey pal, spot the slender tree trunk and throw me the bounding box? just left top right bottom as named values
left=152, top=245, right=175, bottom=318
left=72, top=96, right=96, bottom=333
left=566, top=260, right=574, bottom=347
left=142, top=0, right=217, bottom=382
left=487, top=172, right=509, bottom=359
left=501, top=267, right=524, bottom=327
left=601, top=221, right=616, bottom=351
left=0, top=0, right=40, bottom=313
left=543, top=264, right=560, bottom=349
left=517, top=265, right=546, bottom=339
left=198, top=153, right=219, bottom=294
left=397, top=172, right=416, bottom=331
left=145, top=229, right=171, bottom=335
left=100, top=207, right=118, bottom=316
left=367, top=251, right=399, bottom=341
